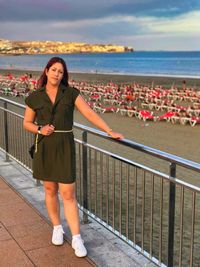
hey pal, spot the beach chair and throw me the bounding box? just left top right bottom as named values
left=93, top=106, right=103, bottom=113
left=141, top=102, right=149, bottom=109
left=154, top=111, right=176, bottom=122
left=119, top=108, right=128, bottom=116
left=194, top=109, right=200, bottom=116
left=138, top=110, right=154, bottom=121
left=128, top=110, right=139, bottom=117
left=86, top=101, right=95, bottom=109
left=125, top=106, right=138, bottom=117
left=171, top=114, right=181, bottom=124
left=189, top=116, right=200, bottom=127
left=89, top=94, right=101, bottom=102
left=101, top=106, right=118, bottom=113
left=176, top=111, right=192, bottom=125
left=180, top=116, right=191, bottom=125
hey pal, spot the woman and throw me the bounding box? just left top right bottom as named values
left=23, top=57, right=123, bottom=258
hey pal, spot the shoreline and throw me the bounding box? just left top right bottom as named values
left=0, top=68, right=200, bottom=88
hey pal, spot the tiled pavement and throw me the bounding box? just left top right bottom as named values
left=0, top=176, right=95, bottom=267
left=0, top=149, right=156, bottom=267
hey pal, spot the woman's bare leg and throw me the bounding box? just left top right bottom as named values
left=59, top=182, right=80, bottom=235
left=43, top=181, right=61, bottom=226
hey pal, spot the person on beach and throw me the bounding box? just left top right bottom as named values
left=23, top=57, right=123, bottom=258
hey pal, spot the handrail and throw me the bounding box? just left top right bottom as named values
left=1, top=96, right=200, bottom=173
left=0, top=96, right=25, bottom=109
left=74, top=122, right=200, bottom=172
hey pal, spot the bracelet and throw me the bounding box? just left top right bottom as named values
left=37, top=125, right=42, bottom=134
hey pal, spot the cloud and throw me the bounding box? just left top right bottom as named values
left=50, top=10, right=200, bottom=36
left=0, top=0, right=199, bottom=22
left=0, top=1, right=200, bottom=50
left=147, top=11, right=200, bottom=33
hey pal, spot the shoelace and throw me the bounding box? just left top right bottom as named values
left=54, top=228, right=65, bottom=234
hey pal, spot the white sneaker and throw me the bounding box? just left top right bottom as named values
left=72, top=238, right=87, bottom=257
left=52, top=226, right=65, bottom=245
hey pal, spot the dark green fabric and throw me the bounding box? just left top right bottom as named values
left=25, top=85, right=80, bottom=183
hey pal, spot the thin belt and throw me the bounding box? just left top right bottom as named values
left=54, top=130, right=73, bottom=133
left=35, top=129, right=73, bottom=153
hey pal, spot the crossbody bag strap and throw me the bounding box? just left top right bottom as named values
left=34, top=101, right=60, bottom=152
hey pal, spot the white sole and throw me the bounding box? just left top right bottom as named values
left=52, top=241, right=64, bottom=246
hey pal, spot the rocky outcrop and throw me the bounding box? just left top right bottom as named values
left=0, top=39, right=133, bottom=55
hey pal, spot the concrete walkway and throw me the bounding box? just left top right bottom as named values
left=0, top=149, right=156, bottom=267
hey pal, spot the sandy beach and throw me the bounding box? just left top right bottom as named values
left=1, top=70, right=199, bottom=152
left=1, top=69, right=200, bottom=266
left=0, top=69, right=200, bottom=183
left=1, top=68, right=200, bottom=88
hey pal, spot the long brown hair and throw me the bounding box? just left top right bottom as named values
left=37, top=57, right=69, bottom=89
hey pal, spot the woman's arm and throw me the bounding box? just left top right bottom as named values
left=23, top=106, right=38, bottom=134
left=23, top=106, right=54, bottom=135
left=75, top=95, right=124, bottom=139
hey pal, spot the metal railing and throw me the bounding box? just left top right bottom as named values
left=1, top=96, right=200, bottom=267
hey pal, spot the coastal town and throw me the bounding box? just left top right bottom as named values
left=0, top=39, right=133, bottom=55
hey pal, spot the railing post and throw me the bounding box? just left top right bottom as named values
left=168, top=162, right=176, bottom=267
left=36, top=179, right=41, bottom=187
left=82, top=131, right=89, bottom=223
left=3, top=101, right=10, bottom=162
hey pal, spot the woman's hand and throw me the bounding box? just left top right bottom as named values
left=107, top=130, right=124, bottom=139
left=41, top=124, right=55, bottom=136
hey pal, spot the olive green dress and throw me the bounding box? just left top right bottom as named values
left=25, top=84, right=80, bottom=184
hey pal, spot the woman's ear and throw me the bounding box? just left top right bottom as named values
left=45, top=68, right=48, bottom=75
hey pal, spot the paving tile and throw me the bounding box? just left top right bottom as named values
left=0, top=179, right=10, bottom=190
left=0, top=202, right=42, bottom=227
left=0, top=177, right=95, bottom=266
left=27, top=244, right=93, bottom=267
left=0, top=239, right=34, bottom=267
left=0, top=222, right=12, bottom=241
left=0, top=188, right=24, bottom=206
left=7, top=219, right=48, bottom=239
left=9, top=220, right=53, bottom=251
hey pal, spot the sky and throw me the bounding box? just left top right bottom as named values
left=0, top=0, right=200, bottom=51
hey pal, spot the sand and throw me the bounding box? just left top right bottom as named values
left=1, top=68, right=200, bottom=88
left=0, top=69, right=199, bottom=149
left=2, top=71, right=200, bottom=266
left=0, top=69, right=200, bottom=179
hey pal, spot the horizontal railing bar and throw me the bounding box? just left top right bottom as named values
left=0, top=107, right=24, bottom=119
left=75, top=139, right=200, bottom=193
left=0, top=97, right=25, bottom=109
left=74, top=122, right=200, bottom=173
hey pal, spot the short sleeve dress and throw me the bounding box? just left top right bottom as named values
left=25, top=84, right=80, bottom=184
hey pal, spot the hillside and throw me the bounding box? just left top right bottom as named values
left=0, top=39, right=133, bottom=55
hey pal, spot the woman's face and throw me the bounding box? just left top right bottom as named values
left=46, top=62, right=64, bottom=86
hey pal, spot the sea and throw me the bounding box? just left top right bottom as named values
left=0, top=51, right=200, bottom=78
